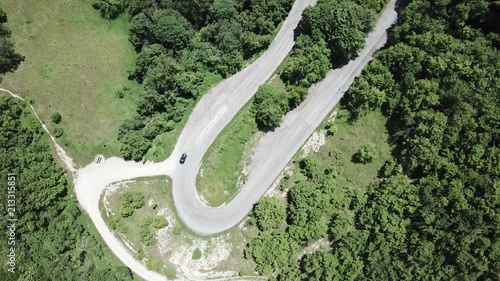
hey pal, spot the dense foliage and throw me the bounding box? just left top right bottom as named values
left=254, top=197, right=287, bottom=231
left=0, top=97, right=134, bottom=280
left=0, top=8, right=24, bottom=82
left=120, top=191, right=145, bottom=217
left=93, top=0, right=294, bottom=160
left=253, top=0, right=380, bottom=129
left=253, top=83, right=289, bottom=128
left=246, top=0, right=499, bottom=279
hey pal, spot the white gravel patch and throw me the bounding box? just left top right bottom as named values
left=169, top=237, right=234, bottom=279
left=301, top=110, right=338, bottom=157
left=156, top=207, right=236, bottom=280
left=301, top=130, right=327, bottom=157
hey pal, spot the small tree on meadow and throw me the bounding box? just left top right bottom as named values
left=354, top=144, right=379, bottom=164
left=51, top=112, right=62, bottom=124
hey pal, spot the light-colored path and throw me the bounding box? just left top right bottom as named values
left=1, top=0, right=398, bottom=280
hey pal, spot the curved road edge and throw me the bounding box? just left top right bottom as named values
left=172, top=0, right=398, bottom=235
left=1, top=0, right=399, bottom=279
left=74, top=1, right=318, bottom=280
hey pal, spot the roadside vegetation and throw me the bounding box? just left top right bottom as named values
left=101, top=177, right=170, bottom=273
left=92, top=0, right=296, bottom=161
left=243, top=0, right=500, bottom=279
left=254, top=0, right=385, bottom=129
left=198, top=0, right=387, bottom=206
left=197, top=100, right=259, bottom=206
left=0, top=0, right=138, bottom=165
left=101, top=176, right=259, bottom=280
left=0, top=97, right=137, bottom=280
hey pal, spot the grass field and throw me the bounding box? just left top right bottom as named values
left=0, top=0, right=138, bottom=166
left=196, top=100, right=259, bottom=206
left=101, top=176, right=258, bottom=279
left=101, top=176, right=171, bottom=275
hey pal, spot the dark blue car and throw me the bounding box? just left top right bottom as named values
left=179, top=153, right=188, bottom=164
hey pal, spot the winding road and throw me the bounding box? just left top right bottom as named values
left=1, top=0, right=398, bottom=280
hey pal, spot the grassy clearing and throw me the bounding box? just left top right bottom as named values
left=0, top=0, right=138, bottom=166
left=101, top=176, right=258, bottom=279
left=101, top=176, right=170, bottom=274
left=325, top=110, right=392, bottom=194
left=196, top=100, right=258, bottom=206
left=296, top=109, right=392, bottom=195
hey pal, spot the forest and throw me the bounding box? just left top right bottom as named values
left=92, top=0, right=389, bottom=158
left=244, top=0, right=500, bottom=280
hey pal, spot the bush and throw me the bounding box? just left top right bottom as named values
left=151, top=216, right=168, bottom=229
left=165, top=267, right=176, bottom=280
left=51, top=112, right=62, bottom=124
left=253, top=83, right=289, bottom=128
left=140, top=216, right=153, bottom=227
left=353, top=144, right=379, bottom=164
left=299, top=157, right=317, bottom=179
left=328, top=124, right=338, bottom=136
left=120, top=192, right=145, bottom=217
left=53, top=127, right=64, bottom=138
left=139, top=225, right=156, bottom=246
left=137, top=248, right=145, bottom=260
left=172, top=226, right=181, bottom=236
left=254, top=197, right=286, bottom=231
left=192, top=248, right=202, bottom=260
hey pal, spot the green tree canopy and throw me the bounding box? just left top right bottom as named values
left=253, top=83, right=290, bottom=128
left=254, top=197, right=287, bottom=231
left=153, top=9, right=194, bottom=51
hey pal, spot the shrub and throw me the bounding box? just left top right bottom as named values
left=140, top=216, right=153, bottom=227
left=51, top=112, right=62, bottom=124
left=353, top=144, right=379, bottom=164
left=192, top=248, right=202, bottom=260
left=253, top=83, right=289, bottom=128
left=165, top=267, right=176, bottom=280
left=327, top=124, right=338, bottom=136
left=299, top=157, right=317, bottom=179
left=254, top=197, right=286, bottom=231
left=53, top=127, right=64, bottom=138
left=139, top=225, right=156, bottom=246
left=120, top=192, right=145, bottom=217
left=137, top=248, right=145, bottom=260
left=151, top=216, right=168, bottom=229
